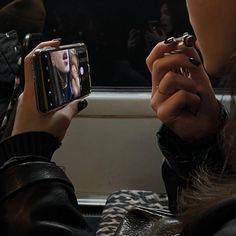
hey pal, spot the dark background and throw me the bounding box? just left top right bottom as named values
left=0, top=0, right=198, bottom=88
left=42, top=0, right=193, bottom=88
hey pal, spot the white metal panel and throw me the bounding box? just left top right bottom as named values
left=54, top=92, right=230, bottom=199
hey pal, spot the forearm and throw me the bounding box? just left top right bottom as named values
left=158, top=101, right=228, bottom=213
left=159, top=120, right=226, bottom=212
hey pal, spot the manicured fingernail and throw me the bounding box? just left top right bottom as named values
left=189, top=57, right=201, bottom=66
left=78, top=100, right=88, bottom=111
left=164, top=37, right=175, bottom=44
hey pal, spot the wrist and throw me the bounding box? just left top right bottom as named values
left=0, top=132, right=61, bottom=166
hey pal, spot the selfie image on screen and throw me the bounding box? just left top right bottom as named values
left=47, top=49, right=82, bottom=108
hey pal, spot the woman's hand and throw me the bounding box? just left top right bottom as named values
left=12, top=41, right=86, bottom=141
left=146, top=41, right=219, bottom=141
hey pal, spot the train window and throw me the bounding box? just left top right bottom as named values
left=41, top=0, right=193, bottom=89
left=0, top=0, right=223, bottom=91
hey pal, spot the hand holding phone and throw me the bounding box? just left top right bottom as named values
left=33, top=43, right=91, bottom=113
left=12, top=41, right=88, bottom=141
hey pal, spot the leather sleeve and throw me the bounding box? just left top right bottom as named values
left=180, top=196, right=236, bottom=236
left=0, top=161, right=94, bottom=236
left=0, top=132, right=94, bottom=236
left=158, top=102, right=228, bottom=213
left=213, top=219, right=236, bottom=236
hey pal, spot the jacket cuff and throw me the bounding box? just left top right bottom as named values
left=158, top=100, right=228, bottom=165
left=157, top=124, right=220, bottom=158
left=0, top=161, right=73, bottom=202
left=0, top=132, right=61, bottom=165
left=157, top=101, right=228, bottom=179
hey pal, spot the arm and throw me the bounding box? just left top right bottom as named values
left=146, top=40, right=226, bottom=213
left=0, top=40, right=93, bottom=235
left=0, top=132, right=93, bottom=236
left=158, top=118, right=226, bottom=212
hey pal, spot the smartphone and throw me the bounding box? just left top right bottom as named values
left=33, top=43, right=91, bottom=113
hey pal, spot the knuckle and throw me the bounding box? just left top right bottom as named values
left=177, top=89, right=188, bottom=99
left=17, top=93, right=25, bottom=104
left=161, top=71, right=176, bottom=90
left=156, top=106, right=168, bottom=122
left=152, top=59, right=161, bottom=73
left=156, top=108, right=162, bottom=120
left=36, top=41, right=51, bottom=48
left=165, top=71, right=176, bottom=80
left=146, top=56, right=151, bottom=67
left=151, top=98, right=158, bottom=112
left=24, top=54, right=32, bottom=63
left=18, top=93, right=24, bottom=100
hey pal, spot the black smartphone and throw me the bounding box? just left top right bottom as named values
left=33, top=43, right=91, bottom=113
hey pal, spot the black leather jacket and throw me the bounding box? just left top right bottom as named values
left=158, top=124, right=226, bottom=213
left=0, top=26, right=94, bottom=236
left=157, top=104, right=236, bottom=235
left=0, top=132, right=94, bottom=236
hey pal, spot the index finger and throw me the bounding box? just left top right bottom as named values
left=146, top=41, right=178, bottom=72
left=24, top=41, right=61, bottom=94
left=146, top=41, right=202, bottom=73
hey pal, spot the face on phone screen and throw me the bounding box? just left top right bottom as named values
left=38, top=44, right=91, bottom=112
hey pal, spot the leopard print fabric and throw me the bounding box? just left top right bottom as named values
left=97, top=190, right=169, bottom=236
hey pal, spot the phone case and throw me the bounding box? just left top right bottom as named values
left=32, top=43, right=91, bottom=113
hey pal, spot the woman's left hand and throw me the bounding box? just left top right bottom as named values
left=146, top=41, right=219, bottom=141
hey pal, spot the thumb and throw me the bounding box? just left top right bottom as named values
left=61, top=100, right=88, bottom=121
left=24, top=41, right=61, bottom=95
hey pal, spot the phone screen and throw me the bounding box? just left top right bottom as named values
left=38, top=44, right=91, bottom=112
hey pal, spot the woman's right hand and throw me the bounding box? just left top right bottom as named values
left=146, top=41, right=220, bottom=141
left=12, top=41, right=87, bottom=141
